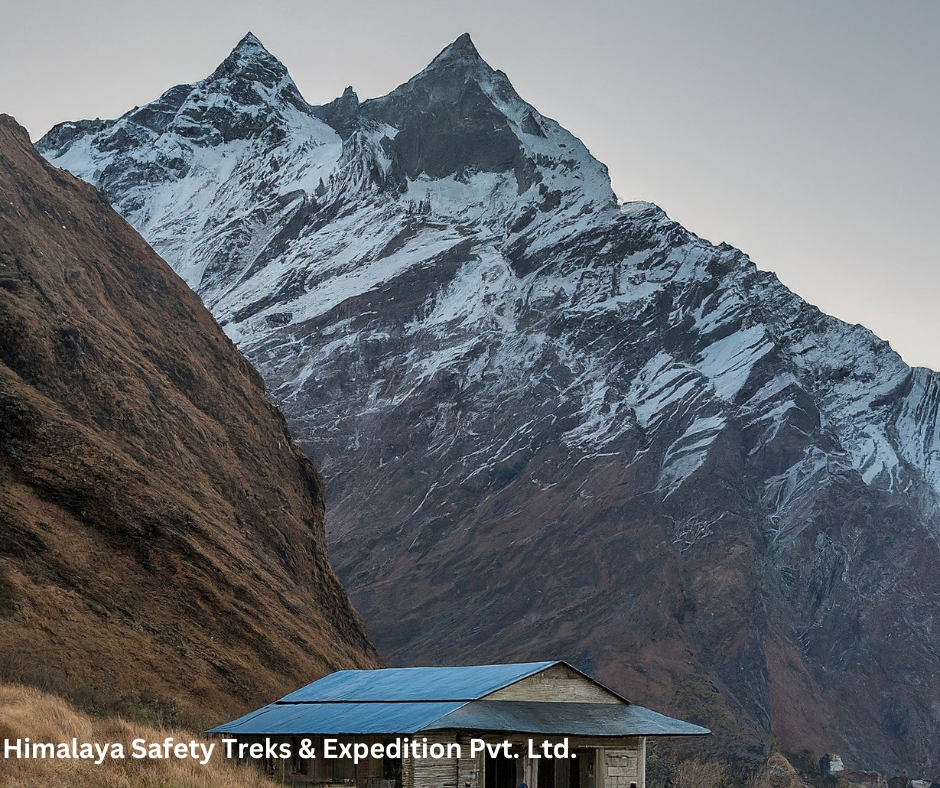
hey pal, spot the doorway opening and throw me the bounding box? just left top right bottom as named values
left=485, top=751, right=520, bottom=788
left=536, top=749, right=596, bottom=788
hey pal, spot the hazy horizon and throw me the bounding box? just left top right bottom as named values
left=3, top=0, right=937, bottom=369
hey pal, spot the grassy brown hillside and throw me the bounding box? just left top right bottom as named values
left=0, top=113, right=377, bottom=729
left=0, top=683, right=273, bottom=787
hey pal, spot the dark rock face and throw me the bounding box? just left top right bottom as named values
left=0, top=113, right=377, bottom=727
left=361, top=34, right=530, bottom=181
left=383, top=78, right=525, bottom=179
left=312, top=86, right=361, bottom=140
left=37, top=35, right=940, bottom=777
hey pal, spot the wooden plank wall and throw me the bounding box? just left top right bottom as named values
left=411, top=732, right=459, bottom=788
left=484, top=664, right=622, bottom=703
left=456, top=733, right=484, bottom=788
left=226, top=730, right=645, bottom=788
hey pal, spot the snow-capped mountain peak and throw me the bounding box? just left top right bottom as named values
left=394, top=31, right=510, bottom=98
left=433, top=31, right=483, bottom=62
left=211, top=31, right=288, bottom=82
left=359, top=32, right=616, bottom=208
left=224, top=31, right=276, bottom=63
left=197, top=31, right=308, bottom=112
left=38, top=34, right=940, bottom=775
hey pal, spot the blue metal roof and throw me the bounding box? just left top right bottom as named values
left=207, top=701, right=468, bottom=736
left=207, top=699, right=709, bottom=737
left=207, top=662, right=709, bottom=739
left=425, top=701, right=710, bottom=737
left=276, top=662, right=558, bottom=703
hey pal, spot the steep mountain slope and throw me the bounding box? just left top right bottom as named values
left=0, top=113, right=376, bottom=728
left=39, top=36, right=940, bottom=774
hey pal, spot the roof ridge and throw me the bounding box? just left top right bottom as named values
left=275, top=661, right=560, bottom=704
left=325, top=660, right=558, bottom=673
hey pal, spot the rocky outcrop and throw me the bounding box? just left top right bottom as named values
left=0, top=113, right=377, bottom=727
left=753, top=753, right=804, bottom=788
left=37, top=36, right=940, bottom=774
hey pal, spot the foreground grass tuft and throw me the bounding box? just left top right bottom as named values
left=0, top=684, right=272, bottom=787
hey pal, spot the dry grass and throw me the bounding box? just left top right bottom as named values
left=746, top=753, right=804, bottom=788
left=673, top=758, right=729, bottom=788
left=0, top=684, right=273, bottom=788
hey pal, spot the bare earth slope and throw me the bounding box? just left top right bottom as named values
left=0, top=113, right=376, bottom=728
left=37, top=36, right=940, bottom=774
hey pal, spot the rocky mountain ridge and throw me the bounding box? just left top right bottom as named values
left=0, top=112, right=377, bottom=727
left=38, top=35, right=940, bottom=774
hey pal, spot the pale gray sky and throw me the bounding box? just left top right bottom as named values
left=3, top=0, right=937, bottom=368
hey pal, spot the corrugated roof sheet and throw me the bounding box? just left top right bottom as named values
left=208, top=699, right=708, bottom=737
left=425, top=701, right=710, bottom=737
left=276, top=662, right=558, bottom=703
left=207, top=701, right=469, bottom=736
left=206, top=662, right=709, bottom=739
